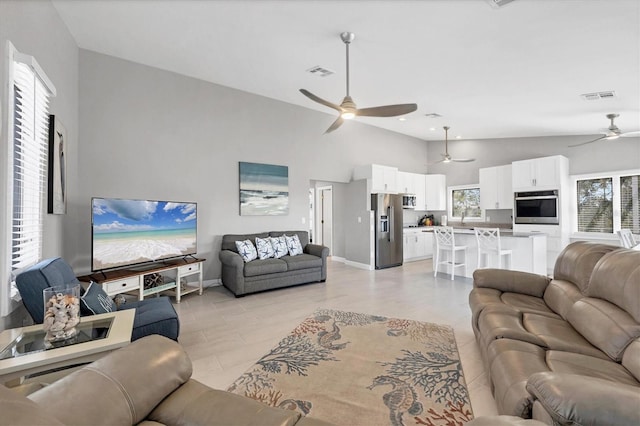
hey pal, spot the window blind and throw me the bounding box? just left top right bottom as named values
left=620, top=175, right=640, bottom=233
left=11, top=62, right=51, bottom=271
left=576, top=178, right=613, bottom=233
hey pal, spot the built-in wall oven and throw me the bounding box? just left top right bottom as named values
left=514, top=190, right=559, bottom=225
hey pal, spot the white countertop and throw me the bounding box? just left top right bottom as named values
left=404, top=226, right=545, bottom=238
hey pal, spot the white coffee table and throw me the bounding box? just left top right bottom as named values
left=0, top=309, right=135, bottom=384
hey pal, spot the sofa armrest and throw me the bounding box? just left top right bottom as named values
left=305, top=243, right=330, bottom=281
left=150, top=379, right=302, bottom=426
left=28, top=335, right=192, bottom=425
left=219, top=249, right=246, bottom=295
left=526, top=372, right=640, bottom=426
left=473, top=269, right=550, bottom=298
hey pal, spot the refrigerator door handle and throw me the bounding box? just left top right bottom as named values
left=389, top=205, right=394, bottom=242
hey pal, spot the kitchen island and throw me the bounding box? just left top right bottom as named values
left=425, top=227, right=547, bottom=279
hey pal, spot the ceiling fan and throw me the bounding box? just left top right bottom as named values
left=569, top=113, right=640, bottom=147
left=300, top=32, right=417, bottom=133
left=430, top=126, right=475, bottom=164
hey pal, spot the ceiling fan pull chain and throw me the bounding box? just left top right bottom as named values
left=345, top=40, right=350, bottom=96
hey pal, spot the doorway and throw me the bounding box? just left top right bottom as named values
left=316, top=186, right=333, bottom=254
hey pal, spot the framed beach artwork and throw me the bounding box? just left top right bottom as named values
left=239, top=162, right=289, bottom=216
left=48, top=115, right=67, bottom=214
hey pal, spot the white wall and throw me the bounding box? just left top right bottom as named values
left=0, top=0, right=79, bottom=327
left=77, top=50, right=427, bottom=280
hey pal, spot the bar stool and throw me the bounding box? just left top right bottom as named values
left=433, top=226, right=467, bottom=280
left=475, top=227, right=512, bottom=269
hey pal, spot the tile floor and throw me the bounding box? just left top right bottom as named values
left=173, top=258, right=499, bottom=418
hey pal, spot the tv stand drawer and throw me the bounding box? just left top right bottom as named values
left=178, top=263, right=200, bottom=275
left=104, top=277, right=140, bottom=295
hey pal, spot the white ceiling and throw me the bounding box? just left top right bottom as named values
left=51, top=0, right=640, bottom=141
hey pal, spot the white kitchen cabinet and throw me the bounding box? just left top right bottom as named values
left=480, top=164, right=513, bottom=210
left=397, top=171, right=414, bottom=194
left=354, top=164, right=398, bottom=193
left=512, top=156, right=568, bottom=191
left=425, top=174, right=446, bottom=211
left=403, top=229, right=432, bottom=262
left=397, top=172, right=427, bottom=210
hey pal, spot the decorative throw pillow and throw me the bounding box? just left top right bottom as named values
left=270, top=236, right=288, bottom=259
left=80, top=281, right=116, bottom=316
left=235, top=239, right=258, bottom=262
left=285, top=234, right=304, bottom=256
left=255, top=237, right=275, bottom=260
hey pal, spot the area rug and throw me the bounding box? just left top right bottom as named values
left=227, top=309, right=473, bottom=425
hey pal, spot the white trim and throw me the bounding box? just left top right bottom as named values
left=14, top=51, right=56, bottom=96
left=330, top=256, right=373, bottom=271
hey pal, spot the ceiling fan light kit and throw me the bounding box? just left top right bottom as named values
left=300, top=32, right=418, bottom=133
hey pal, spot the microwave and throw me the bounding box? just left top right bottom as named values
left=402, top=194, right=416, bottom=209
left=514, top=190, right=559, bottom=225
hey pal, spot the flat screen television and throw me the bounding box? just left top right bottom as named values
left=91, top=197, right=197, bottom=272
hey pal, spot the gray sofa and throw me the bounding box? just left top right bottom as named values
left=469, top=241, right=640, bottom=425
left=219, top=231, right=329, bottom=297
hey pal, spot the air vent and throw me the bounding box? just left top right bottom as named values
left=424, top=113, right=442, bottom=118
left=486, top=0, right=516, bottom=8
left=306, top=66, right=334, bottom=77
left=581, top=91, right=616, bottom=101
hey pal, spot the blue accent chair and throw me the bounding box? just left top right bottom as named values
left=16, top=258, right=180, bottom=341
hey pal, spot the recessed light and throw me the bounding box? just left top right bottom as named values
left=424, top=113, right=442, bottom=118
left=429, top=127, right=436, bottom=131
left=398, top=117, right=407, bottom=122
left=456, top=135, right=462, bottom=139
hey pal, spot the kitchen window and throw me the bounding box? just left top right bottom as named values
left=573, top=170, right=640, bottom=237
left=448, top=185, right=483, bottom=222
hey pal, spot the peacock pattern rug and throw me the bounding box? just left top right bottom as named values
left=227, top=309, right=473, bottom=425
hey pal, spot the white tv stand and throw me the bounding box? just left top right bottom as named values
left=78, top=257, right=205, bottom=303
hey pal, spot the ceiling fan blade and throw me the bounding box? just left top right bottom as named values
left=452, top=158, right=476, bottom=163
left=568, top=135, right=606, bottom=147
left=621, top=131, right=640, bottom=137
left=356, top=103, right=418, bottom=118
left=299, top=89, right=342, bottom=112
left=325, top=116, right=344, bottom=134
left=428, top=159, right=446, bottom=165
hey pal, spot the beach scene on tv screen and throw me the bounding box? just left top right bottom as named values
left=92, top=198, right=197, bottom=270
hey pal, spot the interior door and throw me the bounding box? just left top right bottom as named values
left=319, top=187, right=333, bottom=254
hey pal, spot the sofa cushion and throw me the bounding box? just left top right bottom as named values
left=552, top=241, right=618, bottom=294
left=285, top=234, right=304, bottom=256
left=235, top=240, right=258, bottom=262
left=545, top=350, right=639, bottom=386
left=222, top=233, right=270, bottom=252
left=567, top=297, right=640, bottom=362
left=622, top=338, right=640, bottom=381
left=80, top=281, right=116, bottom=315
left=585, top=248, right=640, bottom=322
left=255, top=237, right=275, bottom=260
left=543, top=279, right=584, bottom=320
left=120, top=297, right=180, bottom=341
left=243, top=258, right=287, bottom=277
left=269, top=235, right=288, bottom=258
left=270, top=230, right=309, bottom=248
left=282, top=253, right=323, bottom=271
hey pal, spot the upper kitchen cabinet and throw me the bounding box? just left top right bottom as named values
left=397, top=172, right=427, bottom=210
left=512, top=155, right=569, bottom=191
left=480, top=164, right=513, bottom=210
left=425, top=174, right=447, bottom=211
left=353, top=164, right=398, bottom=193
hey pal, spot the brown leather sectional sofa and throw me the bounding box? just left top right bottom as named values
left=470, top=241, right=640, bottom=425
left=1, top=335, right=332, bottom=426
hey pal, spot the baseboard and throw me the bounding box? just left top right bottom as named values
left=330, top=257, right=373, bottom=271
left=203, top=279, right=221, bottom=288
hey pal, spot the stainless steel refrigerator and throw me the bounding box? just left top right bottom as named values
left=372, top=193, right=403, bottom=269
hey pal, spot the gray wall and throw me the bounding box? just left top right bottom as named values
left=427, top=135, right=640, bottom=186
left=0, top=0, right=79, bottom=328
left=76, top=50, right=428, bottom=280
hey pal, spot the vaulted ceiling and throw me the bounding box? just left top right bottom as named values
left=52, top=0, right=640, bottom=141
